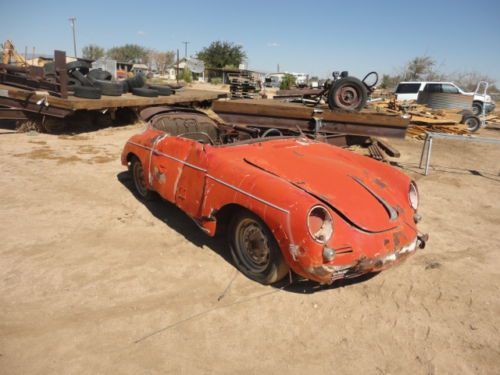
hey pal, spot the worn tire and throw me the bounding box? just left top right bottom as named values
left=328, top=76, right=368, bottom=111
left=67, top=78, right=82, bottom=92
left=45, top=73, right=57, bottom=83
left=463, top=115, right=481, bottom=132
left=71, top=70, right=93, bottom=87
left=119, top=80, right=130, bottom=93
left=66, top=60, right=90, bottom=74
left=228, top=210, right=289, bottom=284
left=90, top=78, right=123, bottom=96
left=148, top=85, right=173, bottom=96
left=472, top=101, right=483, bottom=116
left=87, top=69, right=112, bottom=81
left=73, top=86, right=102, bottom=99
left=132, top=87, right=158, bottom=97
left=129, top=156, right=156, bottom=200
left=126, top=74, right=146, bottom=90
left=43, top=62, right=55, bottom=75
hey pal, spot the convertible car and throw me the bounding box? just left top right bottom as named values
left=121, top=107, right=427, bottom=285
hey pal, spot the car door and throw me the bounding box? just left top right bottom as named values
left=150, top=136, right=194, bottom=203
left=174, top=141, right=208, bottom=218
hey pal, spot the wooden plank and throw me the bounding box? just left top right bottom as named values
left=213, top=99, right=408, bottom=128
left=376, top=138, right=401, bottom=157
left=1, top=84, right=226, bottom=111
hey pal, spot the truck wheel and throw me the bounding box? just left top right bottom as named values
left=463, top=115, right=481, bottom=132
left=328, top=76, right=368, bottom=111
left=132, top=87, right=159, bottom=97
left=66, top=60, right=90, bottom=75
left=87, top=69, right=112, bottom=81
left=472, top=102, right=483, bottom=116
left=148, top=85, right=173, bottom=96
left=228, top=210, right=289, bottom=284
left=126, top=74, right=146, bottom=90
left=90, top=79, right=123, bottom=96
left=73, top=86, right=102, bottom=99
left=129, top=156, right=156, bottom=200
left=71, top=70, right=94, bottom=87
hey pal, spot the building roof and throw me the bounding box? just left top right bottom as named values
left=132, top=63, right=148, bottom=70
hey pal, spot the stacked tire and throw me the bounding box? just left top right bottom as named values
left=63, top=60, right=176, bottom=99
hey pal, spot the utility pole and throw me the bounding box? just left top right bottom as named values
left=69, top=17, right=77, bottom=57
left=182, top=41, right=190, bottom=59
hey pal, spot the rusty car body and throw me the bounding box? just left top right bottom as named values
left=121, top=108, right=426, bottom=284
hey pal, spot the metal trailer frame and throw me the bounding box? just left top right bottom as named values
left=418, top=131, right=500, bottom=175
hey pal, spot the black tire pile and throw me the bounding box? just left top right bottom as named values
left=44, top=60, right=175, bottom=99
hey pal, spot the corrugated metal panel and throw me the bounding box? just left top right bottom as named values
left=91, top=58, right=117, bottom=79
left=417, top=92, right=473, bottom=109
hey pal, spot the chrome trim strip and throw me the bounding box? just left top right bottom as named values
left=127, top=141, right=207, bottom=172
left=206, top=175, right=289, bottom=214
left=127, top=141, right=288, bottom=214
left=351, top=176, right=398, bottom=221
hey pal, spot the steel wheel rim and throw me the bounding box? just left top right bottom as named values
left=465, top=117, right=479, bottom=131
left=337, top=85, right=361, bottom=108
left=132, top=161, right=148, bottom=197
left=234, top=218, right=270, bottom=272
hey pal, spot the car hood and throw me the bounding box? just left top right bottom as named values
left=243, top=141, right=404, bottom=232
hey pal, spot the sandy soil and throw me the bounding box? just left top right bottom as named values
left=0, top=122, right=499, bottom=374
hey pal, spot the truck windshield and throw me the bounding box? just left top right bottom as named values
left=395, top=83, right=421, bottom=93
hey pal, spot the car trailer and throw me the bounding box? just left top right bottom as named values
left=0, top=49, right=227, bottom=132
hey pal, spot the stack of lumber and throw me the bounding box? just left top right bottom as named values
left=229, top=74, right=260, bottom=99
left=485, top=113, right=500, bottom=129
left=367, top=98, right=469, bottom=139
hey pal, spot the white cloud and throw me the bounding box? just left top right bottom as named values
left=137, top=31, right=146, bottom=36
left=267, top=42, right=280, bottom=47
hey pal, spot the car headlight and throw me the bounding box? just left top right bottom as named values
left=307, top=205, right=333, bottom=243
left=409, top=181, right=419, bottom=210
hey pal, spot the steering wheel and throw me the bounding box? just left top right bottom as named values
left=261, top=128, right=283, bottom=138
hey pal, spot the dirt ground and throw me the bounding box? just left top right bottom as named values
left=0, top=121, right=499, bottom=374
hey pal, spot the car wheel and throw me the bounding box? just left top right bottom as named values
left=328, top=76, right=368, bottom=111
left=129, top=156, right=155, bottom=200
left=228, top=210, right=289, bottom=284
left=472, top=102, right=483, bottom=116
left=463, top=115, right=481, bottom=132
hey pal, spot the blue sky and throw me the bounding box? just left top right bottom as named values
left=1, top=0, right=499, bottom=82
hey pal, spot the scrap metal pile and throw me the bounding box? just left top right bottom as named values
left=229, top=74, right=261, bottom=99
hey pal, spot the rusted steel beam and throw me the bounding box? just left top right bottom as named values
left=0, top=96, right=73, bottom=118
left=54, top=50, right=68, bottom=98
left=0, top=107, right=29, bottom=120
left=215, top=112, right=407, bottom=138
left=213, top=99, right=409, bottom=138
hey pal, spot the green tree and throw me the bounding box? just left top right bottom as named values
left=182, top=67, right=192, bottom=83
left=197, top=41, right=246, bottom=69
left=107, top=44, right=149, bottom=63
left=280, top=73, right=296, bottom=90
left=81, top=44, right=105, bottom=60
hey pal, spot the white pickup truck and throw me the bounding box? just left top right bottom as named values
left=394, top=81, right=495, bottom=115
